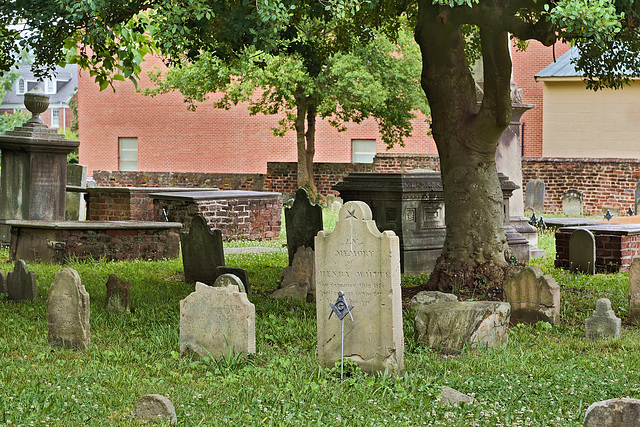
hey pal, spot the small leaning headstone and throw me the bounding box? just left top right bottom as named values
left=104, top=274, right=132, bottom=313
left=285, top=187, right=323, bottom=266
left=584, top=397, right=640, bottom=427
left=7, top=259, right=37, bottom=301
left=132, top=394, right=177, bottom=425
left=585, top=298, right=621, bottom=340
left=47, top=268, right=90, bottom=350
left=272, top=246, right=315, bottom=302
left=315, top=201, right=404, bottom=374
left=570, top=229, right=596, bottom=274
left=504, top=266, right=560, bottom=324
left=180, top=282, right=255, bottom=359
left=629, top=258, right=640, bottom=322
left=0, top=269, right=6, bottom=294
left=180, top=214, right=225, bottom=284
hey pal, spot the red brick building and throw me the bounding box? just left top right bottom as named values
left=77, top=43, right=562, bottom=176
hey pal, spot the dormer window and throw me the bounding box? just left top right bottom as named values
left=45, top=79, right=56, bottom=94
left=17, top=79, right=25, bottom=95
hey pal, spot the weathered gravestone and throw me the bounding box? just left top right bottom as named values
left=180, top=214, right=225, bottom=284
left=570, top=229, right=596, bottom=274
left=504, top=266, right=560, bottom=324
left=272, top=246, right=315, bottom=302
left=315, top=201, right=404, bottom=374
left=629, top=258, right=640, bottom=322
left=7, top=259, right=37, bottom=301
left=585, top=298, right=621, bottom=340
left=438, top=386, right=477, bottom=405
left=47, top=268, right=90, bottom=350
left=132, top=394, right=177, bottom=425
left=0, top=269, right=6, bottom=294
left=180, top=282, right=255, bottom=359
left=414, top=300, right=510, bottom=352
left=212, top=273, right=246, bottom=293
left=584, top=398, right=640, bottom=427
left=409, top=291, right=458, bottom=310
left=65, top=164, right=88, bottom=220
left=524, top=179, right=545, bottom=215
left=285, top=188, right=323, bottom=265
left=216, top=266, right=250, bottom=294
left=563, top=189, right=583, bottom=216
left=104, top=274, right=132, bottom=313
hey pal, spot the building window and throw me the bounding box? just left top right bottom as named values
left=51, top=109, right=59, bottom=128
left=119, top=137, right=138, bottom=171
left=45, top=79, right=56, bottom=94
left=352, top=139, right=377, bottom=163
left=17, top=79, right=25, bottom=94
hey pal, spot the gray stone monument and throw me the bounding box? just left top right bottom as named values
left=7, top=259, right=37, bottom=301
left=504, top=266, right=560, bottom=324
left=132, top=394, right=177, bottom=425
left=285, top=187, right=323, bottom=266
left=272, top=246, right=315, bottom=302
left=47, top=268, right=90, bottom=350
left=104, top=274, right=132, bottom=313
left=212, top=273, right=246, bottom=293
left=563, top=189, right=583, bottom=216
left=315, top=201, right=404, bottom=374
left=584, top=398, right=640, bottom=427
left=0, top=269, right=6, bottom=294
left=524, top=179, right=545, bottom=215
left=569, top=229, right=596, bottom=274
left=65, top=164, right=88, bottom=221
left=585, top=298, right=621, bottom=340
left=0, top=88, right=80, bottom=243
left=629, top=258, right=640, bottom=322
left=180, top=282, right=255, bottom=359
left=180, top=214, right=225, bottom=284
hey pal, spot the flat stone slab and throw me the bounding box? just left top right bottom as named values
left=544, top=218, right=601, bottom=227
left=559, top=224, right=640, bottom=236
left=150, top=190, right=281, bottom=201
left=0, top=219, right=182, bottom=229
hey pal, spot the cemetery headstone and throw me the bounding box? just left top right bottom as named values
left=570, top=229, right=596, bottom=274
left=180, top=214, right=225, bottom=284
left=65, top=164, right=88, bottom=220
left=272, top=246, right=315, bottom=302
left=584, top=397, right=640, bottom=427
left=414, top=300, right=511, bottom=352
left=563, top=189, right=583, bottom=216
left=180, top=282, right=255, bottom=359
left=315, top=201, right=404, bottom=374
left=104, top=274, right=132, bottom=313
left=629, top=258, right=640, bottom=322
left=504, top=266, right=560, bottom=324
left=285, top=188, right=323, bottom=265
left=216, top=266, right=250, bottom=294
left=409, top=291, right=457, bottom=310
left=438, top=386, right=477, bottom=405
left=524, top=179, right=545, bottom=215
left=212, top=273, right=246, bottom=293
left=47, top=268, right=90, bottom=350
left=7, top=259, right=37, bottom=301
left=0, top=269, right=6, bottom=294
left=585, top=298, right=621, bottom=340
left=132, top=394, right=177, bottom=425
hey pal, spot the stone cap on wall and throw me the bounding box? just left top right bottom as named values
left=559, top=224, right=640, bottom=236
left=83, top=187, right=219, bottom=194
left=0, top=219, right=182, bottom=230
left=150, top=190, right=281, bottom=202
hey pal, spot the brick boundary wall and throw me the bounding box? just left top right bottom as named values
left=522, top=158, right=640, bottom=216
left=555, top=229, right=640, bottom=272
left=153, top=195, right=282, bottom=241
left=92, top=170, right=264, bottom=191
left=86, top=192, right=155, bottom=221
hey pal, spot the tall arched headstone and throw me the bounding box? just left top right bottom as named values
left=569, top=229, right=596, bottom=274
left=285, top=188, right=323, bottom=266
left=563, top=189, right=583, bottom=216
left=180, top=214, right=225, bottom=284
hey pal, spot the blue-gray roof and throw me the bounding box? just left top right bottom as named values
left=536, top=46, right=581, bottom=79
left=1, top=63, right=78, bottom=106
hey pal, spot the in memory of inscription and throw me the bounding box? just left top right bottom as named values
left=329, top=291, right=355, bottom=379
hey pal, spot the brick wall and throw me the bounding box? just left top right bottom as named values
left=522, top=157, right=640, bottom=215
left=92, top=170, right=264, bottom=190
left=153, top=195, right=282, bottom=241
left=265, top=162, right=375, bottom=195
left=86, top=191, right=156, bottom=221
left=555, top=229, right=640, bottom=272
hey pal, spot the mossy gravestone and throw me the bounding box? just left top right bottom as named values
left=285, top=188, right=322, bottom=266
left=629, top=258, right=640, bottom=322
left=585, top=298, right=621, bottom=340
left=104, top=274, right=132, bottom=313
left=7, top=259, right=37, bottom=301
left=569, top=229, right=596, bottom=274
left=315, top=201, right=403, bottom=374
left=504, top=266, right=560, bottom=324
left=0, top=270, right=6, bottom=294
left=180, top=214, right=225, bottom=284
left=47, top=268, right=90, bottom=350
left=132, top=394, right=177, bottom=425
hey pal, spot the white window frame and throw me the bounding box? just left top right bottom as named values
left=352, top=139, right=377, bottom=163
left=51, top=109, right=59, bottom=128
left=16, top=79, right=25, bottom=95
left=119, top=137, right=138, bottom=171
left=45, top=79, right=56, bottom=94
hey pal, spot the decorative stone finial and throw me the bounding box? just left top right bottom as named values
left=24, top=87, right=50, bottom=125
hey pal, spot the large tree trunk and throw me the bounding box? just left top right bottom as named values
left=294, top=91, right=319, bottom=199
left=415, top=3, right=517, bottom=293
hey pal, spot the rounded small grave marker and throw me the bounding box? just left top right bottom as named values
left=132, top=394, right=177, bottom=424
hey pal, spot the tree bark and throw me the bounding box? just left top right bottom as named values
left=294, top=89, right=319, bottom=200
left=415, top=2, right=516, bottom=292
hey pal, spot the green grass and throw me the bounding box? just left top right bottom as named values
left=0, top=214, right=637, bottom=425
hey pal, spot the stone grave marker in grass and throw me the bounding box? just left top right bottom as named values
left=569, top=229, right=596, bottom=274
left=315, top=201, right=403, bottom=374
left=524, top=178, right=545, bottom=215
left=585, top=298, right=621, bottom=340
left=629, top=258, right=640, bottom=322
left=272, top=246, right=315, bottom=302
left=285, top=187, right=322, bottom=266
left=584, top=397, right=640, bottom=427
left=7, top=259, right=37, bottom=301
left=504, top=265, right=560, bottom=324
left=180, top=282, right=255, bottom=359
left=104, top=274, right=131, bottom=313
left=212, top=273, right=246, bottom=293
left=563, top=189, right=583, bottom=216
left=47, top=268, right=90, bottom=350
left=180, top=214, right=225, bottom=284
left=132, top=394, right=177, bottom=424
left=0, top=269, right=6, bottom=294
